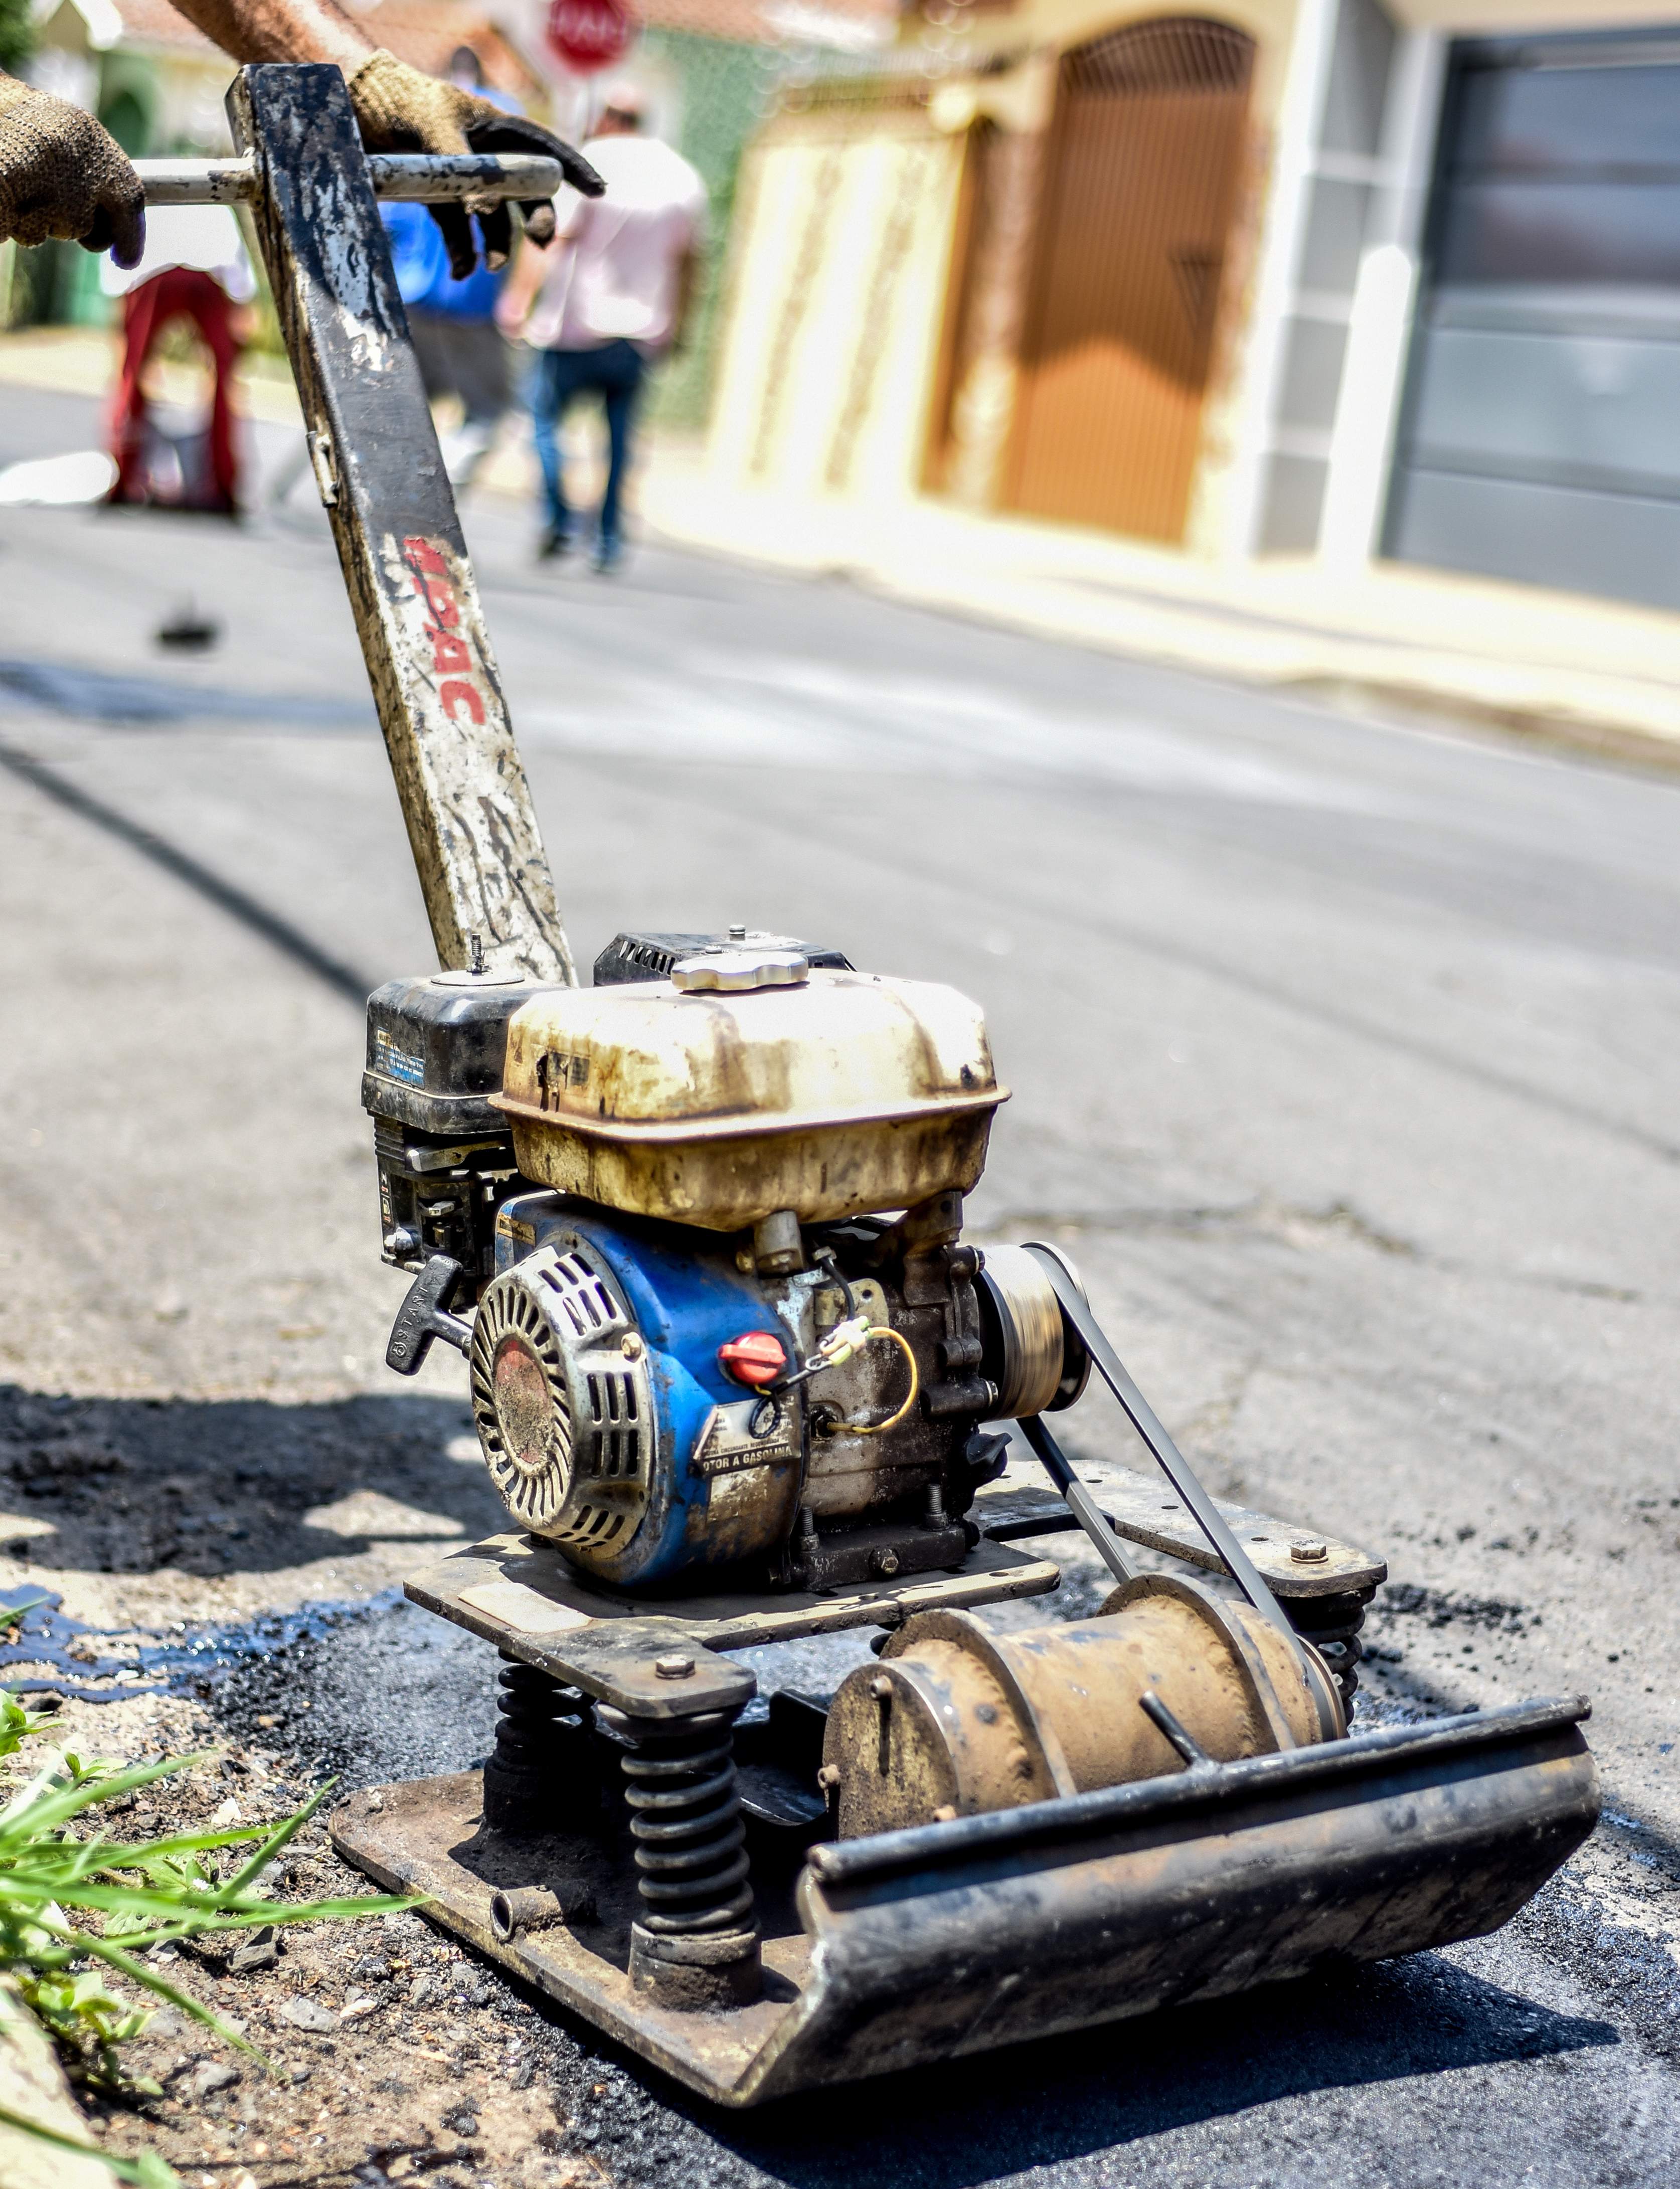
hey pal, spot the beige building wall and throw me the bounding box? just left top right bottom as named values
left=709, top=0, right=1680, bottom=582
left=708, top=0, right=1327, bottom=559
left=709, top=109, right=966, bottom=505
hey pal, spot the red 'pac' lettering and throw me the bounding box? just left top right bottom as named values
left=401, top=538, right=460, bottom=627
left=414, top=575, right=459, bottom=628
left=440, top=680, right=485, bottom=726
left=404, top=537, right=476, bottom=700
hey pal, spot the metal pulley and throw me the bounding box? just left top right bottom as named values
left=975, top=1241, right=1090, bottom=1415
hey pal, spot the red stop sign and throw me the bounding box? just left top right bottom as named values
left=546, top=0, right=632, bottom=73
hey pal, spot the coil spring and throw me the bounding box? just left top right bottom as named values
left=493, top=1660, right=589, bottom=1764
left=1283, top=1590, right=1372, bottom=1710
left=483, top=1658, right=594, bottom=1831
left=601, top=1707, right=753, bottom=1937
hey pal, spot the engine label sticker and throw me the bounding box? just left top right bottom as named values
left=536, top=1050, right=590, bottom=1107
left=693, top=1398, right=799, bottom=1477
left=375, top=1030, right=426, bottom=1086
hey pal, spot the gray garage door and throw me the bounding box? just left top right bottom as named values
left=1385, top=29, right=1680, bottom=610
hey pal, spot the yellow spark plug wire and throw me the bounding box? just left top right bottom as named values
left=849, top=1324, right=920, bottom=1436
left=811, top=1315, right=920, bottom=1437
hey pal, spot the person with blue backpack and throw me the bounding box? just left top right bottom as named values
left=381, top=46, right=520, bottom=489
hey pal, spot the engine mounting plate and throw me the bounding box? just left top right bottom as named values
left=403, top=1530, right=1064, bottom=1671
left=973, top=1472, right=1387, bottom=1597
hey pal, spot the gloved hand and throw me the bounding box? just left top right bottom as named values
left=0, top=73, right=144, bottom=264
left=346, top=51, right=603, bottom=280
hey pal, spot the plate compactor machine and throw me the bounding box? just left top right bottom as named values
left=147, top=68, right=1600, bottom=2105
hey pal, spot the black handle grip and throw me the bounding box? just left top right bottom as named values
left=386, top=1254, right=473, bottom=1375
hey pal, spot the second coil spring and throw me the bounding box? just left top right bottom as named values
left=603, top=1707, right=753, bottom=1936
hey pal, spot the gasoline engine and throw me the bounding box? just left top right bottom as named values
left=366, top=928, right=1095, bottom=1600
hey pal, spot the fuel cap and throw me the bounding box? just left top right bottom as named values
left=718, top=1331, right=789, bottom=1387
left=671, top=948, right=810, bottom=993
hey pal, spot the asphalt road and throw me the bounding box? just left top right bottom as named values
left=4, top=384, right=1679, bottom=2186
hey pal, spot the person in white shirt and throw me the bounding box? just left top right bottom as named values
left=497, top=82, right=706, bottom=571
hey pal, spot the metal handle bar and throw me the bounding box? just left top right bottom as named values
left=134, top=152, right=564, bottom=208
left=1014, top=1414, right=1138, bottom=1590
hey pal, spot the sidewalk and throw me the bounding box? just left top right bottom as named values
left=636, top=446, right=1680, bottom=767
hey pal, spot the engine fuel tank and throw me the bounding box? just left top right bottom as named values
left=491, top=966, right=1007, bottom=1230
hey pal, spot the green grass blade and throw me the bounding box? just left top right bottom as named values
left=49, top=1929, right=270, bottom=2066
left=0, top=1878, right=261, bottom=1920
left=0, top=1757, right=204, bottom=1844
left=0, top=2100, right=180, bottom=2185
left=220, top=1777, right=337, bottom=1897
left=91, top=1826, right=290, bottom=1865
left=2, top=1866, right=417, bottom=1926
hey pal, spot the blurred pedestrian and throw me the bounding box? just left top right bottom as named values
left=101, top=203, right=256, bottom=514
left=497, top=82, right=706, bottom=573
left=382, top=47, right=517, bottom=490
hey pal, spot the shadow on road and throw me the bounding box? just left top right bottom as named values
left=0, top=737, right=376, bottom=1003
left=0, top=655, right=372, bottom=729
left=701, top=1957, right=1614, bottom=2185
left=0, top=1385, right=497, bottom=1580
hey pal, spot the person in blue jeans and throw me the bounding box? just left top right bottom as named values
left=527, top=337, right=645, bottom=567
left=497, top=84, right=706, bottom=573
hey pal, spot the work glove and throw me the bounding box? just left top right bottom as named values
left=0, top=72, right=145, bottom=264
left=347, top=51, right=602, bottom=280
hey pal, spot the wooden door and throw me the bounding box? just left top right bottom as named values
left=1006, top=19, right=1254, bottom=542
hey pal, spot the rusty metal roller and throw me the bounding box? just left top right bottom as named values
left=823, top=1574, right=1346, bottom=1840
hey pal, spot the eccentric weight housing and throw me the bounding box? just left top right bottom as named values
left=824, top=1575, right=1347, bottom=1838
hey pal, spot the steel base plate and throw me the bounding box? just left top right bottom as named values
left=333, top=1699, right=1598, bottom=2108
left=333, top=1770, right=810, bottom=2103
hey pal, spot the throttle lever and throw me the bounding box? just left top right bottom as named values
left=386, top=1255, right=473, bottom=1375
